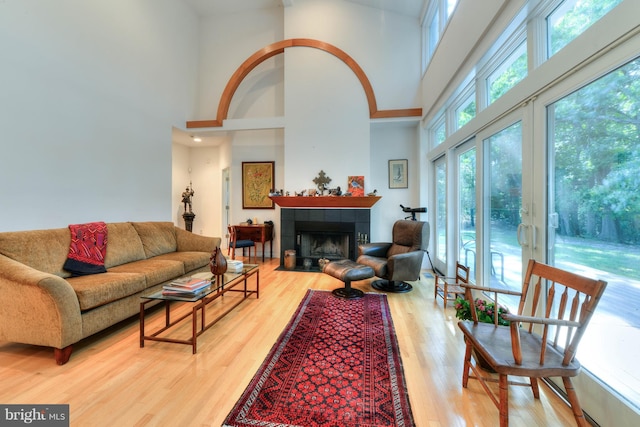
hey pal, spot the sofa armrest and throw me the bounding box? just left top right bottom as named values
left=387, top=250, right=424, bottom=281
left=358, top=242, right=391, bottom=258
left=0, top=254, right=82, bottom=349
left=175, top=227, right=222, bottom=253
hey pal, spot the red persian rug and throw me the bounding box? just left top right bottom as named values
left=222, top=289, right=415, bottom=427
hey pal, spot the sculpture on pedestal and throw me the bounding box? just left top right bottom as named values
left=181, top=182, right=195, bottom=232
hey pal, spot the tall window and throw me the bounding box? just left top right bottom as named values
left=446, top=0, right=458, bottom=18
left=458, top=147, right=476, bottom=281
left=428, top=7, right=439, bottom=60
left=433, top=118, right=446, bottom=147
left=455, top=92, right=476, bottom=130
left=422, top=0, right=458, bottom=72
left=486, top=121, right=522, bottom=303
left=548, top=56, right=640, bottom=407
left=435, top=160, right=447, bottom=263
left=425, top=0, right=636, bottom=420
left=487, top=41, right=528, bottom=105
left=547, top=0, right=622, bottom=57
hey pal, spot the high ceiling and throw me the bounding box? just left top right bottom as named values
left=175, top=0, right=427, bottom=146
left=181, top=0, right=426, bottom=19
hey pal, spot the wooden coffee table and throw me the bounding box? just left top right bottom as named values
left=139, top=264, right=259, bottom=353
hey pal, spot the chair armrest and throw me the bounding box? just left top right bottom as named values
left=358, top=242, right=391, bottom=258
left=460, top=283, right=523, bottom=297
left=387, top=250, right=424, bottom=281
left=459, top=283, right=520, bottom=325
left=502, top=313, right=581, bottom=328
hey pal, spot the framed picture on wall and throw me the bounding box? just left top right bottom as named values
left=388, top=159, right=408, bottom=189
left=242, top=161, right=275, bottom=209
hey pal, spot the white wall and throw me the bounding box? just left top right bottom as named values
left=283, top=47, right=370, bottom=193
left=284, top=0, right=422, bottom=109
left=369, top=122, right=423, bottom=241
left=0, top=0, right=199, bottom=231
left=195, top=8, right=285, bottom=121
left=283, top=0, right=422, bottom=240
left=184, top=0, right=422, bottom=245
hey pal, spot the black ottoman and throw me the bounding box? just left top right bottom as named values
left=322, top=259, right=375, bottom=299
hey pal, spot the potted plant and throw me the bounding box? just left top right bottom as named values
left=454, top=297, right=510, bottom=372
left=454, top=297, right=510, bottom=326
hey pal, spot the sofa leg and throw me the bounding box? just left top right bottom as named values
left=54, top=345, right=73, bottom=365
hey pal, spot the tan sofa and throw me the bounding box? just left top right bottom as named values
left=0, top=221, right=221, bottom=364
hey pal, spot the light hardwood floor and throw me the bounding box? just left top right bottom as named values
left=0, top=258, right=579, bottom=426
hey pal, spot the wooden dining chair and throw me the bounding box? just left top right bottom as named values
left=227, top=225, right=255, bottom=260
left=434, top=261, right=469, bottom=307
left=457, top=259, right=607, bottom=427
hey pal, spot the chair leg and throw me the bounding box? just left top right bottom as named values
left=563, top=377, right=589, bottom=427
left=499, top=374, right=509, bottom=427
left=530, top=377, right=540, bottom=399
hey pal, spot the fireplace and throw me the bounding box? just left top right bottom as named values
left=280, top=208, right=371, bottom=270
left=297, top=221, right=353, bottom=262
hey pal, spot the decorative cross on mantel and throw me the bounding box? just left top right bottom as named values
left=313, top=170, right=332, bottom=192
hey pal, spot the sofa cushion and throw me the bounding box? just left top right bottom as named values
left=131, top=222, right=177, bottom=258
left=108, top=258, right=185, bottom=287
left=0, top=227, right=72, bottom=278
left=104, top=222, right=146, bottom=268
left=152, top=251, right=211, bottom=274
left=67, top=272, right=147, bottom=311
left=176, top=227, right=221, bottom=252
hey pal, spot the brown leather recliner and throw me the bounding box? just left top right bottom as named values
left=357, top=220, right=429, bottom=293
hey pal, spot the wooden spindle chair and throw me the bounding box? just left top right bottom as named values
left=434, top=261, right=469, bottom=307
left=457, top=259, right=607, bottom=426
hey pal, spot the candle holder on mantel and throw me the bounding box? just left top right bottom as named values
left=183, top=212, right=195, bottom=232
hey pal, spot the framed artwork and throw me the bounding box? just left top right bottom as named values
left=242, top=161, right=275, bottom=209
left=348, top=176, right=365, bottom=197
left=389, top=159, right=408, bottom=189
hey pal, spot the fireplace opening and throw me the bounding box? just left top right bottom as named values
left=300, top=232, right=349, bottom=260
left=295, top=221, right=355, bottom=267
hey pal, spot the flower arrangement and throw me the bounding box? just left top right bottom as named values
left=454, top=297, right=510, bottom=326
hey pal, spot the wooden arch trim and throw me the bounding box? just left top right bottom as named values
left=186, top=38, right=421, bottom=128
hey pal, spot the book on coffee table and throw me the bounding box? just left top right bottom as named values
left=163, top=277, right=211, bottom=295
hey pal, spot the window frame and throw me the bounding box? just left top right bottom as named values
left=476, top=7, right=528, bottom=111
left=430, top=112, right=447, bottom=148
left=452, top=74, right=477, bottom=131
left=421, top=0, right=459, bottom=74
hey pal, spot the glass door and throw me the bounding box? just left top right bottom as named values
left=545, top=56, right=640, bottom=412
left=434, top=157, right=447, bottom=273
left=457, top=142, right=477, bottom=283
left=479, top=118, right=526, bottom=309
